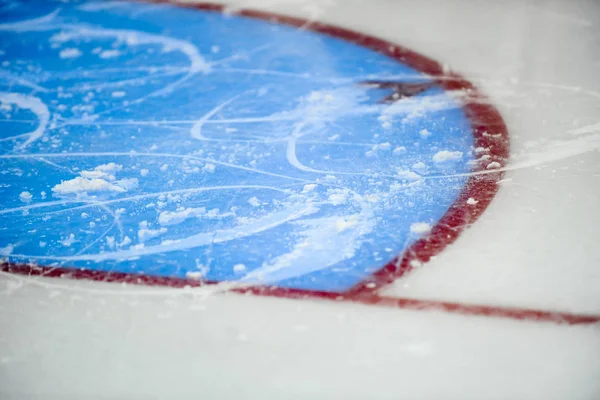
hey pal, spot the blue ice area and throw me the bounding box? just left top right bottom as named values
left=0, top=0, right=474, bottom=292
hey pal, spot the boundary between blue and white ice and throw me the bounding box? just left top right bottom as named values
left=0, top=0, right=474, bottom=292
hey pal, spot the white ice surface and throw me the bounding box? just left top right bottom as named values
left=0, top=277, right=599, bottom=400
left=2, top=0, right=600, bottom=399
left=373, top=0, right=600, bottom=315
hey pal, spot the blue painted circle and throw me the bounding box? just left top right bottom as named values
left=0, top=1, right=474, bottom=292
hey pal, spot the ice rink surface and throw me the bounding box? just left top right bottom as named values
left=1, top=0, right=599, bottom=399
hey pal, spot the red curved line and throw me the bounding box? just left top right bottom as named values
left=146, top=2, right=509, bottom=293
left=2, top=263, right=599, bottom=325
left=4, top=2, right=589, bottom=326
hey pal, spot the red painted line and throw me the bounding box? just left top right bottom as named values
left=351, top=295, right=600, bottom=326
left=6, top=2, right=585, bottom=327
left=3, top=263, right=599, bottom=325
